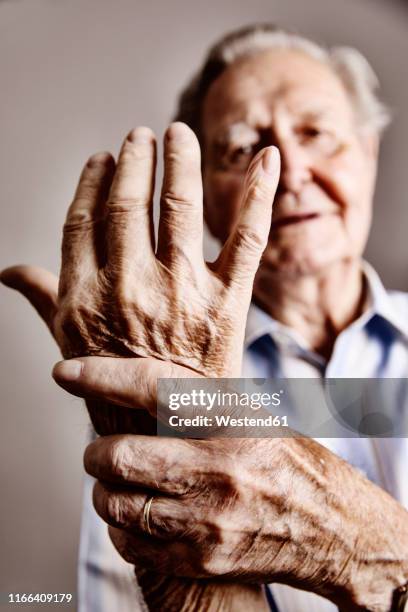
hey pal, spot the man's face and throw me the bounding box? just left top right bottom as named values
left=201, top=49, right=379, bottom=276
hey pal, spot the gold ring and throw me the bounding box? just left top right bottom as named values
left=143, top=496, right=155, bottom=536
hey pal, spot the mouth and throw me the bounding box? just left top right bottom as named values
left=271, top=212, right=320, bottom=229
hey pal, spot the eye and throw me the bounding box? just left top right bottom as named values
left=298, top=126, right=339, bottom=156
left=222, top=143, right=257, bottom=171
left=300, top=126, right=324, bottom=141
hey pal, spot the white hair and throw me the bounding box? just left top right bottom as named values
left=175, top=24, right=391, bottom=139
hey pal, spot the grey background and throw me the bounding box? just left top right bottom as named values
left=0, top=0, right=407, bottom=603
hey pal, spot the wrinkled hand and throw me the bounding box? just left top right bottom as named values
left=1, top=123, right=279, bottom=378
left=83, top=424, right=408, bottom=612
left=84, top=433, right=308, bottom=580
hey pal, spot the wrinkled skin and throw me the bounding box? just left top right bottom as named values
left=39, top=124, right=278, bottom=378
left=2, top=122, right=278, bottom=437
left=1, top=122, right=280, bottom=610
left=202, top=49, right=377, bottom=276
left=82, top=433, right=408, bottom=612
left=202, top=49, right=379, bottom=359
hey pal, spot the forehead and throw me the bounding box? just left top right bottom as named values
left=202, top=49, right=354, bottom=140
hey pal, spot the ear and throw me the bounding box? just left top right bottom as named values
left=360, top=131, right=380, bottom=161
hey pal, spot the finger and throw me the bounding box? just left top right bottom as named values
left=83, top=434, right=198, bottom=494
left=216, top=146, right=280, bottom=286
left=109, top=526, right=202, bottom=577
left=156, top=122, right=204, bottom=267
left=106, top=127, right=156, bottom=274
left=93, top=482, right=191, bottom=540
left=52, top=355, right=200, bottom=413
left=1, top=265, right=58, bottom=331
left=60, top=151, right=115, bottom=295
left=108, top=527, right=193, bottom=575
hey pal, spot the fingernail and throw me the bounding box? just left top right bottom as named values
left=166, top=122, right=191, bottom=142
left=87, top=152, right=112, bottom=168
left=0, top=268, right=19, bottom=288
left=52, top=359, right=83, bottom=382
left=262, top=146, right=280, bottom=175
left=127, top=127, right=154, bottom=144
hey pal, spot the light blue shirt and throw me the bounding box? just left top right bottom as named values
left=78, top=263, right=408, bottom=612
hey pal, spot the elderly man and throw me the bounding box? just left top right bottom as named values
left=2, top=24, right=408, bottom=612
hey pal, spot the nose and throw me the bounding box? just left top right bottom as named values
left=277, top=140, right=312, bottom=194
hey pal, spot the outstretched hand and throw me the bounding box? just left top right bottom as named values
left=1, top=122, right=280, bottom=378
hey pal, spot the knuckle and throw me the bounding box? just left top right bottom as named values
left=105, top=493, right=126, bottom=526
left=83, top=443, right=98, bottom=476
left=232, top=225, right=266, bottom=254
left=200, top=551, right=225, bottom=577
left=153, top=498, right=191, bottom=539
left=54, top=290, right=100, bottom=356
left=107, top=195, right=149, bottom=213
left=152, top=500, right=174, bottom=537
left=110, top=280, right=140, bottom=327
left=93, top=482, right=128, bottom=527
left=161, top=192, right=196, bottom=212
left=58, top=301, right=85, bottom=331
left=64, top=202, right=95, bottom=229
left=112, top=277, right=134, bottom=306
left=198, top=522, right=234, bottom=577
left=246, top=180, right=271, bottom=202
left=169, top=476, right=190, bottom=496
left=108, top=438, right=134, bottom=480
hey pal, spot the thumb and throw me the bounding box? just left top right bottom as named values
left=215, top=146, right=280, bottom=286
left=1, top=265, right=58, bottom=331
left=52, top=356, right=199, bottom=414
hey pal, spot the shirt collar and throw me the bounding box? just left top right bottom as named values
left=245, top=302, right=311, bottom=350
left=361, top=261, right=408, bottom=339
left=245, top=261, right=408, bottom=349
